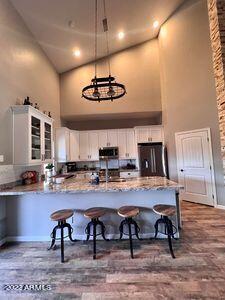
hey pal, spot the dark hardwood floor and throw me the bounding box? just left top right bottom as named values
left=1, top=201, right=225, bottom=299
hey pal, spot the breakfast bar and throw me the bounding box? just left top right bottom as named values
left=0, top=176, right=182, bottom=241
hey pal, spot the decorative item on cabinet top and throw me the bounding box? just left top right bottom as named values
left=55, top=126, right=164, bottom=163
left=11, top=105, right=54, bottom=166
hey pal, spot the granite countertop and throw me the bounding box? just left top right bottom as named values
left=0, top=176, right=182, bottom=196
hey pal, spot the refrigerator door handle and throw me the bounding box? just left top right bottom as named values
left=144, top=159, right=149, bottom=169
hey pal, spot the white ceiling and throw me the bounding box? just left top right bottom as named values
left=11, top=0, right=184, bottom=73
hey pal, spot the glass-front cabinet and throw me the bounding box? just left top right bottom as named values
left=12, top=105, right=53, bottom=165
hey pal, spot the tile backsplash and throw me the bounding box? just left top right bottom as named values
left=0, top=165, right=41, bottom=185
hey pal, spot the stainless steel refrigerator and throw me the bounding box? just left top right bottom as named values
left=138, top=143, right=168, bottom=178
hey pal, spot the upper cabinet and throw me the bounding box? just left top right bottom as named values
left=56, top=128, right=79, bottom=162
left=79, top=131, right=99, bottom=161
left=98, top=130, right=118, bottom=147
left=55, top=126, right=164, bottom=163
left=135, top=126, right=163, bottom=143
left=69, top=130, right=79, bottom=161
left=118, top=129, right=136, bottom=159
left=12, top=105, right=54, bottom=165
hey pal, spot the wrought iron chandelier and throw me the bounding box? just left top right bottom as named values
left=82, top=0, right=126, bottom=102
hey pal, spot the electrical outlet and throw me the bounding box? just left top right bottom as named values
left=0, top=155, right=4, bottom=163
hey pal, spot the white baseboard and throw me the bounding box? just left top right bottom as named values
left=216, top=204, right=225, bottom=210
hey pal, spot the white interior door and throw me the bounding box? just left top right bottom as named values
left=175, top=128, right=216, bottom=206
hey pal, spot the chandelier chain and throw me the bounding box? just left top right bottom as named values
left=103, top=0, right=111, bottom=76
left=94, top=0, right=98, bottom=78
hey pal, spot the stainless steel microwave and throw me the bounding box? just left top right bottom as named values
left=99, top=147, right=119, bottom=160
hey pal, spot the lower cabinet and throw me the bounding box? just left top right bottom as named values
left=120, top=171, right=140, bottom=178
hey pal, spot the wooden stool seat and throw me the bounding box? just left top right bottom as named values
left=50, top=209, right=74, bottom=222
left=153, top=204, right=176, bottom=217
left=84, top=207, right=107, bottom=219
left=118, top=206, right=139, bottom=218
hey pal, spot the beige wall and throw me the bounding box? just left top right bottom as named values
left=60, top=39, right=161, bottom=121
left=159, top=0, right=225, bottom=204
left=0, top=0, right=60, bottom=166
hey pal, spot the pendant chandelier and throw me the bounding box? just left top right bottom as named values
left=82, top=0, right=126, bottom=102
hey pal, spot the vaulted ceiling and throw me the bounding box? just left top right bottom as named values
left=11, top=0, right=184, bottom=73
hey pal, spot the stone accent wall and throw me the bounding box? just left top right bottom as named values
left=207, top=0, right=225, bottom=180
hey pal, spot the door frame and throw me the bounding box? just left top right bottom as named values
left=175, top=127, right=217, bottom=207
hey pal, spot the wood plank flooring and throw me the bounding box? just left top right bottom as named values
left=1, top=201, right=225, bottom=299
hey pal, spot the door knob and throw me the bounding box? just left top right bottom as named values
left=180, top=169, right=184, bottom=172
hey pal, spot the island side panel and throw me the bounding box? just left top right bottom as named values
left=6, top=189, right=179, bottom=241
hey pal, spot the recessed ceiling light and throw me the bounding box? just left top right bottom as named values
left=73, top=49, right=81, bottom=57
left=118, top=31, right=125, bottom=40
left=153, top=21, right=159, bottom=28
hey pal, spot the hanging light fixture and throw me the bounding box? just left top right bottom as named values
left=82, top=0, right=126, bottom=102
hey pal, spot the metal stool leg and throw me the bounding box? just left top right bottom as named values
left=93, top=220, right=97, bottom=260
left=154, top=219, right=161, bottom=239
left=98, top=220, right=109, bottom=241
left=48, top=224, right=59, bottom=250
left=128, top=219, right=134, bottom=259
left=60, top=223, right=65, bottom=263
left=64, top=223, right=76, bottom=242
left=164, top=217, right=175, bottom=259
left=119, top=220, right=125, bottom=240
left=131, top=219, right=141, bottom=240
left=85, top=222, right=91, bottom=241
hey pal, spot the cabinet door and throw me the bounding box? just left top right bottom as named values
left=98, top=130, right=108, bottom=148
left=70, top=131, right=80, bottom=161
left=56, top=128, right=70, bottom=162
left=89, top=131, right=99, bottom=161
left=79, top=132, right=89, bottom=161
left=117, top=130, right=127, bottom=159
left=43, top=121, right=52, bottom=162
left=107, top=130, right=118, bottom=147
left=136, top=128, right=149, bottom=143
left=150, top=127, right=163, bottom=142
left=126, top=129, right=136, bottom=159
left=31, top=115, right=42, bottom=162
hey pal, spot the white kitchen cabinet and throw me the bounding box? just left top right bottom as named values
left=98, top=130, right=108, bottom=148
left=135, top=126, right=163, bottom=143
left=99, top=130, right=118, bottom=147
left=79, top=131, right=99, bottom=161
left=79, top=132, right=89, bottom=161
left=12, top=105, right=53, bottom=165
left=89, top=131, right=99, bottom=161
left=120, top=171, right=140, bottom=178
left=107, top=130, right=118, bottom=147
left=118, top=129, right=137, bottom=159
left=56, top=127, right=70, bottom=162
left=69, top=130, right=79, bottom=161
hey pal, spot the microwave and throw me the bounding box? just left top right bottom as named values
left=99, top=147, right=119, bottom=160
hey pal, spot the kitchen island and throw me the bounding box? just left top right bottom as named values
left=0, top=177, right=182, bottom=241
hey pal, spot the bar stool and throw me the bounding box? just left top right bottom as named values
left=84, top=207, right=108, bottom=259
left=153, top=204, right=177, bottom=259
left=48, top=209, right=76, bottom=263
left=117, top=206, right=141, bottom=259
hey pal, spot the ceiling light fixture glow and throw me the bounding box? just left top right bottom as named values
left=73, top=49, right=81, bottom=57
left=118, top=31, right=125, bottom=40
left=153, top=20, right=159, bottom=28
